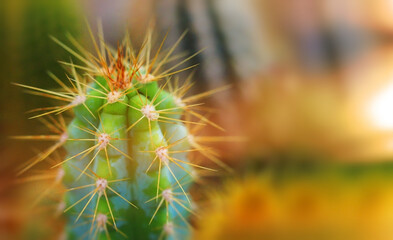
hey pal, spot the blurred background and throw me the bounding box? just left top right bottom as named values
left=3, top=0, right=393, bottom=239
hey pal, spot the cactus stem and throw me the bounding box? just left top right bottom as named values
left=65, top=170, right=137, bottom=227
left=147, top=183, right=194, bottom=227
left=155, top=146, right=170, bottom=165
left=51, top=120, right=131, bottom=172
left=97, top=133, right=110, bottom=150
left=144, top=145, right=216, bottom=174
left=14, top=23, right=231, bottom=239
left=167, top=166, right=190, bottom=204
left=69, top=94, right=86, bottom=106
left=96, top=213, right=108, bottom=231
left=144, top=147, right=189, bottom=201
left=162, top=189, right=173, bottom=203
left=85, top=213, right=127, bottom=239
left=163, top=221, right=175, bottom=235
left=141, top=133, right=216, bottom=205
left=138, top=73, right=155, bottom=84
left=95, top=178, right=108, bottom=196
left=141, top=104, right=159, bottom=121
left=107, top=91, right=122, bottom=104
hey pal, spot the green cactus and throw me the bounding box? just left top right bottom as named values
left=15, top=27, right=225, bottom=240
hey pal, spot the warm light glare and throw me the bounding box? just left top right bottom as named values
left=368, top=82, right=393, bottom=129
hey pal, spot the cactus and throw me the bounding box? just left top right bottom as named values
left=14, top=27, right=226, bottom=239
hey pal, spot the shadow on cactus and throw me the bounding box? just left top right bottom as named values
left=13, top=25, right=230, bottom=240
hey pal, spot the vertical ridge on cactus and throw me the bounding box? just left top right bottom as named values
left=14, top=25, right=229, bottom=239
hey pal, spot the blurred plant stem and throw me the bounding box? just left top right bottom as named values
left=0, top=0, right=84, bottom=238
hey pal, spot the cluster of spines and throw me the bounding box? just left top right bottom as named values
left=14, top=26, right=231, bottom=240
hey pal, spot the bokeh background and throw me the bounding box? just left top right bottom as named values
left=3, top=0, right=393, bottom=239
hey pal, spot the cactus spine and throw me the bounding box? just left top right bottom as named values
left=15, top=28, right=223, bottom=239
